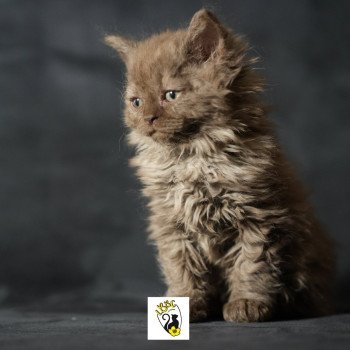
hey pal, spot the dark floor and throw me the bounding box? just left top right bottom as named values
left=0, top=303, right=349, bottom=350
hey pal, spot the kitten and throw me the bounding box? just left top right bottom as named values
left=105, top=9, right=334, bottom=322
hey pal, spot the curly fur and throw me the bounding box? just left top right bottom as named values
left=106, top=9, right=334, bottom=322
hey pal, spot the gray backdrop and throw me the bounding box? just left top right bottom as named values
left=1, top=0, right=349, bottom=310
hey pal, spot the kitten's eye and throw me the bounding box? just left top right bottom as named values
left=131, top=98, right=142, bottom=108
left=165, top=91, right=178, bottom=101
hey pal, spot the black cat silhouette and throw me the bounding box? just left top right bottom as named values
left=162, top=313, right=179, bottom=332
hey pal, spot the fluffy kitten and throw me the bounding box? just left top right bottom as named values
left=105, top=9, right=334, bottom=322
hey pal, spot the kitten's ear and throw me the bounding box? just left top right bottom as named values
left=185, top=9, right=224, bottom=62
left=104, top=35, right=135, bottom=63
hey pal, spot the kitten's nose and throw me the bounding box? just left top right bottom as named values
left=144, top=115, right=158, bottom=125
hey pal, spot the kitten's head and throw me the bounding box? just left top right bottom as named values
left=106, top=9, right=250, bottom=145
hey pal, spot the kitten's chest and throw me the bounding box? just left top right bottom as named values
left=135, top=152, right=223, bottom=187
left=150, top=154, right=225, bottom=196
left=140, top=154, right=239, bottom=234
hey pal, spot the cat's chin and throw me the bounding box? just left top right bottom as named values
left=133, top=128, right=172, bottom=144
left=147, top=130, right=199, bottom=146
left=134, top=125, right=200, bottom=146
left=150, top=130, right=194, bottom=145
left=148, top=130, right=173, bottom=144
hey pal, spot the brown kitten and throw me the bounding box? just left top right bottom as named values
left=105, top=9, right=334, bottom=322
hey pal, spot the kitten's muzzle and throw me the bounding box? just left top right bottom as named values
left=144, top=115, right=159, bottom=125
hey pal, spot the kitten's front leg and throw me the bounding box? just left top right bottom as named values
left=222, top=220, right=280, bottom=322
left=154, top=228, right=213, bottom=322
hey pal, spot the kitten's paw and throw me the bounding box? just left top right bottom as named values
left=223, top=299, right=272, bottom=323
left=190, top=299, right=208, bottom=323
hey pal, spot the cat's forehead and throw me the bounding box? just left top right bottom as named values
left=126, top=30, right=186, bottom=88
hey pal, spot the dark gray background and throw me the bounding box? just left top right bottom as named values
left=1, top=0, right=349, bottom=310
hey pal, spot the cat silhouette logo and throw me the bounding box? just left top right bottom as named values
left=147, top=297, right=189, bottom=340
left=156, top=300, right=181, bottom=337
